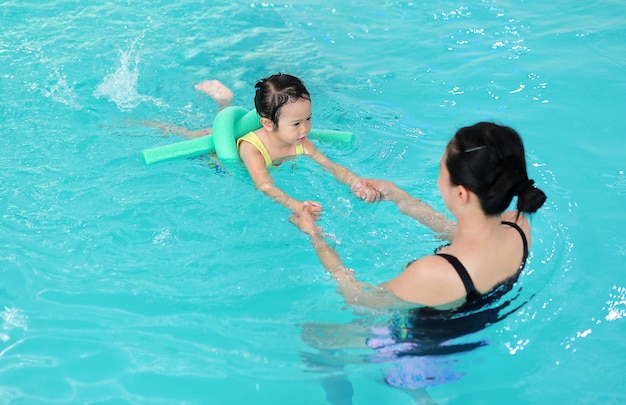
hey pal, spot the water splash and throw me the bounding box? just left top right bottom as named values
left=93, top=40, right=163, bottom=111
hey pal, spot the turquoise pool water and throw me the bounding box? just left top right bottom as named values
left=1, top=1, right=625, bottom=404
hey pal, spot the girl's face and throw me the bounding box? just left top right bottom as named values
left=274, top=98, right=312, bottom=144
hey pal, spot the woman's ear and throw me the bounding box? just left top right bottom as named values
left=456, top=185, right=471, bottom=205
left=260, top=117, right=275, bottom=132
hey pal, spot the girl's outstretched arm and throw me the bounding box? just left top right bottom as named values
left=240, top=140, right=322, bottom=218
left=303, top=141, right=381, bottom=203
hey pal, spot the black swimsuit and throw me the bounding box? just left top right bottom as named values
left=382, top=221, right=530, bottom=358
left=435, top=220, right=529, bottom=300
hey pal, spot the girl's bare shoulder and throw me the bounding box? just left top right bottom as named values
left=302, top=138, right=319, bottom=156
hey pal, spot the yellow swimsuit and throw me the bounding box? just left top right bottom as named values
left=237, top=131, right=304, bottom=167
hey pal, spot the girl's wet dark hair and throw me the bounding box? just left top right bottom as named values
left=254, top=73, right=311, bottom=129
left=445, top=122, right=547, bottom=216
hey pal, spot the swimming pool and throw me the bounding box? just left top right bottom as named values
left=1, top=0, right=625, bottom=403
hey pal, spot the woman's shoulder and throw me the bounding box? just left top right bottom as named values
left=386, top=254, right=467, bottom=306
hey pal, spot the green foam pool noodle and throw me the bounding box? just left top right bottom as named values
left=141, top=106, right=354, bottom=165
left=142, top=135, right=214, bottom=165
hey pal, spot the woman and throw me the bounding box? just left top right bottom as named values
left=292, top=121, right=547, bottom=309
left=292, top=122, right=547, bottom=398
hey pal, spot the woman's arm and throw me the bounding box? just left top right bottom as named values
left=240, top=141, right=322, bottom=217
left=360, top=178, right=455, bottom=236
left=291, top=206, right=403, bottom=308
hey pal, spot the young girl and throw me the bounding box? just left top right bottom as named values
left=237, top=73, right=379, bottom=218
left=146, top=74, right=380, bottom=218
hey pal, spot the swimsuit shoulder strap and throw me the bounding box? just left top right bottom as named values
left=436, top=253, right=477, bottom=296
left=501, top=220, right=529, bottom=269
left=236, top=132, right=272, bottom=167
left=295, top=143, right=304, bottom=155
left=433, top=222, right=528, bottom=300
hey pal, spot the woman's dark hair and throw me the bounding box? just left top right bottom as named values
left=445, top=122, right=546, bottom=216
left=254, top=73, right=310, bottom=129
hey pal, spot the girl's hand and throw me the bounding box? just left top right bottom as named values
left=296, top=200, right=322, bottom=220
left=290, top=202, right=322, bottom=237
left=351, top=180, right=383, bottom=203
left=355, top=178, right=398, bottom=201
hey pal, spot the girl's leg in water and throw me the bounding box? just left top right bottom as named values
left=141, top=121, right=211, bottom=139
left=195, top=79, right=233, bottom=108
left=141, top=80, right=233, bottom=139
